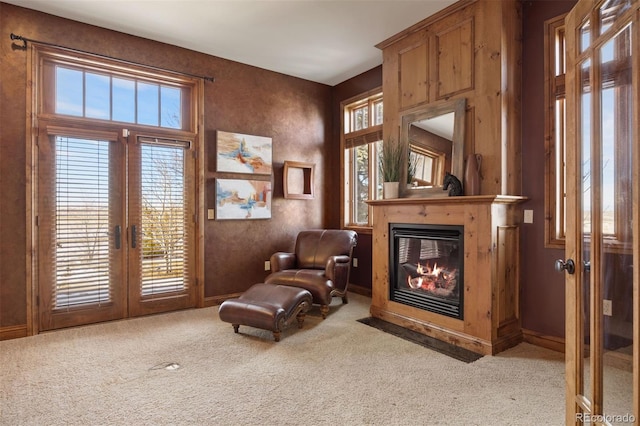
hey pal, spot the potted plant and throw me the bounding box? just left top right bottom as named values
left=379, top=139, right=405, bottom=198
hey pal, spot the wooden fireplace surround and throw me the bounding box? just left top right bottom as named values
left=368, top=195, right=525, bottom=355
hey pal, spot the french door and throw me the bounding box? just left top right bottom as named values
left=38, top=127, right=197, bottom=331
left=564, top=0, right=639, bottom=423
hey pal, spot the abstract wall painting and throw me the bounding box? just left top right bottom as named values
left=216, top=130, right=272, bottom=175
left=215, top=179, right=272, bottom=220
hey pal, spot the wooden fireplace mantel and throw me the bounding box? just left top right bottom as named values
left=367, top=195, right=526, bottom=355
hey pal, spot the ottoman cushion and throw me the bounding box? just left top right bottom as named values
left=218, top=283, right=312, bottom=341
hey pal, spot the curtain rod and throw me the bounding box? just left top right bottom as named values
left=10, top=33, right=215, bottom=83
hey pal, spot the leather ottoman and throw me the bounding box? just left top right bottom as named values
left=218, top=283, right=312, bottom=341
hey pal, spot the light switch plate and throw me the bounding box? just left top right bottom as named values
left=603, top=299, right=612, bottom=316
left=524, top=210, right=533, bottom=224
left=207, top=209, right=215, bottom=220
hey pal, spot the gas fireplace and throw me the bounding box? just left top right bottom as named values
left=389, top=224, right=463, bottom=320
left=370, top=196, right=524, bottom=355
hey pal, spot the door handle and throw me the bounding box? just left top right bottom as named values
left=131, top=225, right=137, bottom=249
left=555, top=259, right=576, bottom=274
left=114, top=225, right=121, bottom=249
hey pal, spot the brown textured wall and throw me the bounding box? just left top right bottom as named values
left=0, top=3, right=28, bottom=329
left=520, top=0, right=577, bottom=338
left=0, top=3, right=333, bottom=330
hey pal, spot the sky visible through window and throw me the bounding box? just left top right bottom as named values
left=55, top=65, right=182, bottom=129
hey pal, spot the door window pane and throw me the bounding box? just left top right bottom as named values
left=55, top=137, right=111, bottom=308
left=579, top=57, right=593, bottom=404
left=139, top=141, right=188, bottom=296
left=599, top=22, right=633, bottom=419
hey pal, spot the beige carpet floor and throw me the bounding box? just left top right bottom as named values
left=0, top=293, right=569, bottom=425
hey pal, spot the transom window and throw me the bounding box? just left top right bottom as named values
left=39, top=47, right=194, bottom=132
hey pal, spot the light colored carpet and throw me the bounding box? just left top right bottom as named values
left=1, top=293, right=567, bottom=425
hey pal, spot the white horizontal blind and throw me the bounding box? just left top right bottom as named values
left=54, top=137, right=112, bottom=308
left=139, top=137, right=190, bottom=296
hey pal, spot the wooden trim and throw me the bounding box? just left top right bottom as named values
left=0, top=325, right=28, bottom=341
left=196, top=79, right=206, bottom=308
left=522, top=329, right=565, bottom=353
left=544, top=14, right=568, bottom=249
left=26, top=44, right=37, bottom=337
left=501, top=0, right=523, bottom=196
left=344, top=125, right=383, bottom=149
left=368, top=194, right=527, bottom=206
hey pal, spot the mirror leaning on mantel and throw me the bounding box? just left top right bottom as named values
left=399, top=98, right=467, bottom=198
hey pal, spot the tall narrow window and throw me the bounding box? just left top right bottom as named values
left=544, top=14, right=567, bottom=247
left=341, top=90, right=383, bottom=227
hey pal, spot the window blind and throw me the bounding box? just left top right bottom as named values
left=344, top=124, right=383, bottom=149
left=138, top=136, right=191, bottom=297
left=54, top=136, right=112, bottom=308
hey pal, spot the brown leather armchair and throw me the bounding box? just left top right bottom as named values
left=265, top=229, right=358, bottom=319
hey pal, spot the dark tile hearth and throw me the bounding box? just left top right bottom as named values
left=357, top=317, right=483, bottom=363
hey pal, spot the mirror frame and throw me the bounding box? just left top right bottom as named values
left=399, top=98, right=467, bottom=198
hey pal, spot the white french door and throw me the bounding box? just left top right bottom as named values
left=38, top=128, right=196, bottom=331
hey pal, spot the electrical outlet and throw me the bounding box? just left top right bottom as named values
left=603, top=299, right=612, bottom=316
left=353, top=258, right=358, bottom=268
left=524, top=210, right=533, bottom=224
left=264, top=260, right=270, bottom=271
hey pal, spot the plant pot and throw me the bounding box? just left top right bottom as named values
left=383, top=181, right=399, bottom=199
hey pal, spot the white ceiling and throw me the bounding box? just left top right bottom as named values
left=5, top=0, right=457, bottom=86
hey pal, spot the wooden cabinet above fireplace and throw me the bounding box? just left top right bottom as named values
left=376, top=0, right=522, bottom=196
left=368, top=196, right=525, bottom=355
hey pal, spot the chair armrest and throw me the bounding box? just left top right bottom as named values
left=270, top=252, right=296, bottom=273
left=325, top=255, right=351, bottom=280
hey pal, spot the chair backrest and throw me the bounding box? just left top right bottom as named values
left=295, top=229, right=357, bottom=269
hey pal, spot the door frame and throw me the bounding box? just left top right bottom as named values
left=24, top=43, right=206, bottom=336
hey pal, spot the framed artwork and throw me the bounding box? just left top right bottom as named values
left=215, top=179, right=272, bottom=220
left=216, top=130, right=272, bottom=175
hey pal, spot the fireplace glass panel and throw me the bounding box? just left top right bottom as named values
left=390, top=224, right=463, bottom=319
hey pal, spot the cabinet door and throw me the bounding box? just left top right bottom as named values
left=565, top=0, right=638, bottom=423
